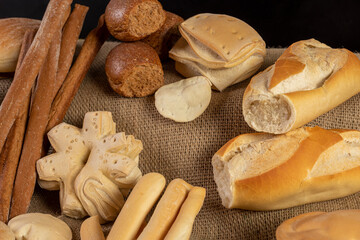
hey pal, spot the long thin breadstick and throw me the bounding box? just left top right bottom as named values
left=80, top=216, right=105, bottom=240
left=9, top=19, right=63, bottom=219
left=138, top=179, right=193, bottom=240
left=0, top=30, right=37, bottom=223
left=55, top=4, right=89, bottom=93
left=46, top=14, right=109, bottom=132
left=164, top=187, right=206, bottom=240
left=107, top=173, right=166, bottom=240
left=0, top=0, right=72, bottom=154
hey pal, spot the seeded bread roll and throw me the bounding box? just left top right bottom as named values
left=105, top=42, right=164, bottom=97
left=141, top=11, right=183, bottom=60
left=105, top=0, right=166, bottom=41
left=243, top=39, right=360, bottom=134
left=212, top=126, right=360, bottom=210
left=0, top=18, right=40, bottom=72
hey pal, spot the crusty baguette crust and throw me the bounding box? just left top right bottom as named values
left=212, top=126, right=360, bottom=210
left=243, top=39, right=360, bottom=134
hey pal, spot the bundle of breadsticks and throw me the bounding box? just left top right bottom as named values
left=0, top=0, right=109, bottom=223
left=80, top=173, right=206, bottom=240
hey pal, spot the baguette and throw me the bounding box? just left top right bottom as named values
left=242, top=39, right=360, bottom=134
left=212, top=126, right=360, bottom=210
left=106, top=172, right=166, bottom=240
left=276, top=210, right=360, bottom=240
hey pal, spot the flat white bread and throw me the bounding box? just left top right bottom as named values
left=179, top=13, right=265, bottom=67
left=155, top=76, right=212, bottom=122
left=164, top=187, right=206, bottom=240
left=174, top=49, right=264, bottom=91
left=169, top=36, right=265, bottom=70
left=242, top=39, right=360, bottom=134
left=106, top=173, right=166, bottom=240
left=0, top=221, right=14, bottom=240
left=0, top=18, right=40, bottom=72
left=212, top=126, right=360, bottom=210
left=276, top=209, right=360, bottom=240
left=8, top=213, right=72, bottom=240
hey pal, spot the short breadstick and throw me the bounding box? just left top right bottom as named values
left=80, top=216, right=105, bottom=240
left=106, top=172, right=166, bottom=240
left=138, top=179, right=193, bottom=240
left=0, top=30, right=36, bottom=223
left=9, top=21, right=63, bottom=218
left=164, top=187, right=206, bottom=240
left=55, top=4, right=89, bottom=93
left=46, top=14, right=109, bottom=132
left=0, top=0, right=72, bottom=155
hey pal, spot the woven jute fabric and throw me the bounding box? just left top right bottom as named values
left=1, top=42, right=360, bottom=240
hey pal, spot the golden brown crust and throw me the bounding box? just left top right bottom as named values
left=242, top=39, right=360, bottom=134
left=105, top=0, right=166, bottom=41
left=286, top=49, right=360, bottom=130
left=213, top=126, right=360, bottom=210
left=105, top=42, right=164, bottom=97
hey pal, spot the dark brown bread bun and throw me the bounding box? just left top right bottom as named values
left=141, top=11, right=184, bottom=60
left=105, top=42, right=164, bottom=97
left=105, top=0, right=166, bottom=41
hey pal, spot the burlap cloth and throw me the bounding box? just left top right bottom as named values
left=1, top=42, right=360, bottom=239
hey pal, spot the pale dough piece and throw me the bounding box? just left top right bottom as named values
left=8, top=213, right=72, bottom=240
left=0, top=221, right=14, bottom=240
left=155, top=76, right=212, bottom=122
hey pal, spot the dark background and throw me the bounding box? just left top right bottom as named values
left=1, top=0, right=359, bottom=51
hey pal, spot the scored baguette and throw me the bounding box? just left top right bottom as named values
left=212, top=126, right=360, bottom=210
left=242, top=39, right=360, bottom=134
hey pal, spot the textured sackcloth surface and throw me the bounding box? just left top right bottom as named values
left=1, top=41, right=360, bottom=240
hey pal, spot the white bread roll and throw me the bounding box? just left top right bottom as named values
left=242, top=39, right=360, bottom=134
left=8, top=213, right=72, bottom=240
left=276, top=209, right=360, bottom=240
left=0, top=18, right=40, bottom=72
left=212, top=126, right=360, bottom=210
left=169, top=13, right=266, bottom=91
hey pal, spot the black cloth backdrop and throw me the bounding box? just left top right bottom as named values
left=0, top=0, right=359, bottom=50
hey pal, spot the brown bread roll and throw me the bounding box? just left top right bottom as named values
left=105, top=0, right=166, bottom=41
left=105, top=42, right=164, bottom=97
left=141, top=11, right=184, bottom=60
